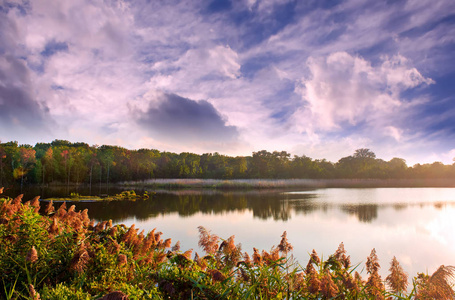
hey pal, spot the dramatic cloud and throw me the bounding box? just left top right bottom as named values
left=0, top=0, right=454, bottom=163
left=135, top=92, right=239, bottom=145
left=0, top=8, right=51, bottom=141
left=294, top=52, right=434, bottom=131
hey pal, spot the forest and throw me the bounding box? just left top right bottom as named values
left=0, top=140, right=454, bottom=187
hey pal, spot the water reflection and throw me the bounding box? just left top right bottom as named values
left=25, top=187, right=455, bottom=225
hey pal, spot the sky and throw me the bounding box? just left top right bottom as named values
left=1, top=0, right=455, bottom=165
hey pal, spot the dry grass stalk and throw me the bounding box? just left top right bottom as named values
left=386, top=256, right=408, bottom=294
left=26, top=246, right=38, bottom=263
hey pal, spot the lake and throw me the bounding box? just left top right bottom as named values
left=4, top=186, right=455, bottom=279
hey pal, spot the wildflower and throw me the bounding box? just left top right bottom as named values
left=386, top=256, right=408, bottom=294
left=26, top=246, right=38, bottom=263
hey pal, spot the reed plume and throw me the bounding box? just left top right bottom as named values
left=26, top=246, right=38, bottom=263
left=307, top=265, right=321, bottom=294
left=278, top=231, right=293, bottom=254
left=70, top=242, right=90, bottom=274
left=320, top=269, right=339, bottom=298
left=332, top=242, right=350, bottom=269
left=208, top=269, right=226, bottom=282
left=96, top=291, right=129, bottom=300
left=197, top=226, right=219, bottom=255
left=30, top=196, right=40, bottom=213
left=253, top=247, right=262, bottom=266
left=44, top=200, right=55, bottom=215
left=28, top=284, right=41, bottom=300
left=118, top=254, right=127, bottom=266
left=385, top=256, right=408, bottom=294
left=310, top=249, right=321, bottom=265
left=172, top=241, right=180, bottom=252
left=163, top=238, right=172, bottom=249
left=365, top=248, right=384, bottom=299
left=55, top=202, right=67, bottom=219
left=416, top=265, right=455, bottom=299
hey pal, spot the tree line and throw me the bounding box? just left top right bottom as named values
left=0, top=140, right=454, bottom=186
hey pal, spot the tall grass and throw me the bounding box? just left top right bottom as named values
left=1, top=187, right=454, bottom=299
left=121, top=178, right=455, bottom=189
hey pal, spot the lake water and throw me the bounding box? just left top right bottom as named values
left=5, top=186, right=455, bottom=279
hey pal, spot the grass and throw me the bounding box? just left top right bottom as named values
left=1, top=187, right=454, bottom=299
left=121, top=178, right=455, bottom=190
left=42, top=190, right=153, bottom=202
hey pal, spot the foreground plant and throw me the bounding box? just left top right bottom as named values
left=1, top=188, right=454, bottom=299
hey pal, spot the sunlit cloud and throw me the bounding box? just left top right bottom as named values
left=0, top=0, right=454, bottom=163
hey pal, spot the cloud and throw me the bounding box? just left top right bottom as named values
left=293, top=52, right=434, bottom=133
left=135, top=92, right=239, bottom=145
left=0, top=8, right=52, bottom=140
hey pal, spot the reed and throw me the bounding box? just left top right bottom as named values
left=1, top=187, right=454, bottom=299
